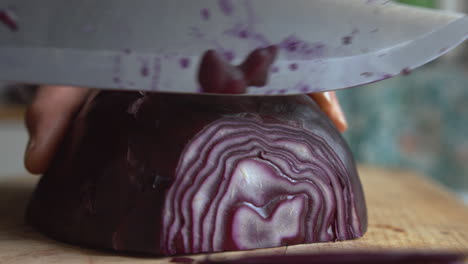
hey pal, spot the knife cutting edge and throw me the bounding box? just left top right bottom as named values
left=0, top=0, right=467, bottom=95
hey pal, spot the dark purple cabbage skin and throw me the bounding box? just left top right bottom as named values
left=26, top=91, right=367, bottom=256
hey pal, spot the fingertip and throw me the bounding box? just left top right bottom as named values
left=309, top=91, right=348, bottom=133
left=331, top=92, right=348, bottom=132
left=24, top=106, right=42, bottom=174
left=23, top=86, right=90, bottom=174
left=24, top=137, right=50, bottom=174
left=24, top=112, right=71, bottom=175
left=335, top=114, right=349, bottom=133
left=24, top=143, right=44, bottom=175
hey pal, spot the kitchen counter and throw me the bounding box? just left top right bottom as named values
left=0, top=166, right=467, bottom=263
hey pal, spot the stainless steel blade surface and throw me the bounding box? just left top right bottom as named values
left=0, top=0, right=467, bottom=95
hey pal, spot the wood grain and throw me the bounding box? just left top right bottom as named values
left=0, top=166, right=467, bottom=263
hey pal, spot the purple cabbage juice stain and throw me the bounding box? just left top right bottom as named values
left=218, top=0, right=234, bottom=16
left=280, top=36, right=325, bottom=60
left=112, top=55, right=123, bottom=87
left=141, top=67, right=149, bottom=77
left=225, top=25, right=250, bottom=39
left=342, top=36, right=353, bottom=45
left=401, top=67, right=412, bottom=76
left=270, top=66, right=279, bottom=73
left=220, top=0, right=270, bottom=46
left=291, top=82, right=312, bottom=93
left=363, top=73, right=394, bottom=86
left=140, top=59, right=149, bottom=77
left=224, top=51, right=235, bottom=62
left=351, top=72, right=394, bottom=87
left=283, top=37, right=301, bottom=52
left=343, top=28, right=360, bottom=45
left=381, top=74, right=393, bottom=79
left=0, top=8, right=18, bottom=32
left=360, top=72, right=373, bottom=77
left=179, top=58, right=191, bottom=69
left=201, top=8, right=211, bottom=20
left=289, top=63, right=299, bottom=71
left=239, top=29, right=249, bottom=38
left=224, top=24, right=271, bottom=46
left=300, top=84, right=311, bottom=93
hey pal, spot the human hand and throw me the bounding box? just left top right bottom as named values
left=24, top=86, right=90, bottom=174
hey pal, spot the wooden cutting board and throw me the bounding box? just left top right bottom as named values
left=1, top=166, right=467, bottom=263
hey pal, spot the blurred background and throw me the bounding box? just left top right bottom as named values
left=0, top=0, right=467, bottom=201
left=339, top=0, right=468, bottom=200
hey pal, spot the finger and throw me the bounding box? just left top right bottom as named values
left=309, top=91, right=348, bottom=132
left=24, top=86, right=89, bottom=174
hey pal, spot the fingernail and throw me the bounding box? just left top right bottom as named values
left=327, top=92, right=347, bottom=132
left=337, top=111, right=348, bottom=132
left=322, top=92, right=334, bottom=104
left=334, top=101, right=348, bottom=132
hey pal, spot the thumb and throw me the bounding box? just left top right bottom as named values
left=309, top=91, right=348, bottom=133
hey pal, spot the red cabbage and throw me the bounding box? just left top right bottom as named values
left=26, top=92, right=367, bottom=255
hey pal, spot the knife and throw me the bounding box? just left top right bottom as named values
left=0, top=0, right=467, bottom=95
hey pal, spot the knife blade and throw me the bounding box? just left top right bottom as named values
left=0, top=0, right=467, bottom=95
